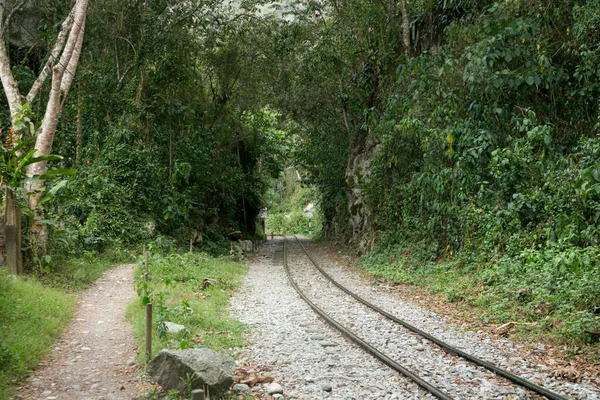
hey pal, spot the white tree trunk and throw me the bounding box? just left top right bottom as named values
left=0, top=0, right=89, bottom=257
left=400, top=0, right=410, bottom=56
left=27, top=0, right=89, bottom=211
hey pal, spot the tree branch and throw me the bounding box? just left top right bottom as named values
left=60, top=17, right=86, bottom=105
left=1, top=0, right=29, bottom=36
left=0, top=0, right=23, bottom=119
left=27, top=0, right=89, bottom=210
left=25, top=5, right=76, bottom=104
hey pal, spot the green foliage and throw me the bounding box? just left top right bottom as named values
left=0, top=270, right=75, bottom=398
left=269, top=0, right=600, bottom=348
left=128, top=250, right=247, bottom=360
left=265, top=168, right=323, bottom=236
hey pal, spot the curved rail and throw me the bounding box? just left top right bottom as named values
left=282, top=237, right=454, bottom=400
left=291, top=235, right=571, bottom=400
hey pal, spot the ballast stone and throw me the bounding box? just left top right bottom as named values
left=266, top=382, right=284, bottom=395
left=147, top=349, right=235, bottom=398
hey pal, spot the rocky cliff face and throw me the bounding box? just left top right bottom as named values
left=345, top=131, right=380, bottom=255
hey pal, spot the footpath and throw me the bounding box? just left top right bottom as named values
left=15, top=264, right=142, bottom=400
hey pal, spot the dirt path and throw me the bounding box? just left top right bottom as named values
left=15, top=264, right=144, bottom=400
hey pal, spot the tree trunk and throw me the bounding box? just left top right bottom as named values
left=76, top=83, right=83, bottom=166
left=4, top=188, right=22, bottom=274
left=400, top=0, right=410, bottom=56
left=25, top=0, right=89, bottom=253
left=0, top=0, right=88, bottom=267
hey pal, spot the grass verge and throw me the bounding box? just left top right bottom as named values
left=128, top=251, right=247, bottom=364
left=38, top=247, right=136, bottom=291
left=0, top=248, right=134, bottom=398
left=0, top=271, right=75, bottom=399
left=362, top=242, right=600, bottom=364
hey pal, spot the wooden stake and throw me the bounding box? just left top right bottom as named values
left=145, top=303, right=152, bottom=361
left=144, top=249, right=149, bottom=274
left=4, top=188, right=22, bottom=275
left=191, top=389, right=205, bottom=400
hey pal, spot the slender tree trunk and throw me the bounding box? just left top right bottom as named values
left=76, top=84, right=83, bottom=166
left=0, top=0, right=88, bottom=266
left=400, top=0, right=410, bottom=56
left=26, top=0, right=89, bottom=254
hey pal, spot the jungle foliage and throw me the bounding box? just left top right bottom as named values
left=265, top=167, right=323, bottom=237
left=275, top=0, right=600, bottom=347
left=2, top=0, right=600, bottom=349
left=1, top=0, right=287, bottom=264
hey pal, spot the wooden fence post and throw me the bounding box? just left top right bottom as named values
left=4, top=188, right=22, bottom=274
left=191, top=389, right=205, bottom=400
left=145, top=303, right=152, bottom=361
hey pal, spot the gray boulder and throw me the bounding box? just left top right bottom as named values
left=242, top=240, right=254, bottom=254
left=147, top=349, right=235, bottom=398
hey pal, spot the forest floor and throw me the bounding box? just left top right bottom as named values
left=14, top=264, right=149, bottom=400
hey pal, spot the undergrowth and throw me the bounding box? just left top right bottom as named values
left=363, top=241, right=600, bottom=360
left=128, top=251, right=247, bottom=366
left=37, top=247, right=136, bottom=291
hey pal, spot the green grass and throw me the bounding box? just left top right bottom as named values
left=362, top=242, right=600, bottom=359
left=0, top=248, right=133, bottom=398
left=38, top=247, right=136, bottom=291
left=128, top=251, right=247, bottom=364
left=0, top=271, right=75, bottom=399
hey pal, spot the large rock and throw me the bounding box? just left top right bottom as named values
left=241, top=240, right=254, bottom=254
left=147, top=349, right=235, bottom=398
left=345, top=130, right=380, bottom=255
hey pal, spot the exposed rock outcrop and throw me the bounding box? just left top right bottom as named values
left=345, top=131, right=380, bottom=254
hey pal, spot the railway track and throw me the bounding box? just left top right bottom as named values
left=282, top=235, right=572, bottom=400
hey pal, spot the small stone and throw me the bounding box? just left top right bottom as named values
left=233, top=383, right=250, bottom=393
left=310, top=334, right=327, bottom=341
left=41, top=391, right=52, bottom=396
left=273, top=395, right=284, bottom=399
left=267, top=382, right=284, bottom=395
left=72, top=385, right=81, bottom=391
left=90, top=384, right=99, bottom=390
left=46, top=397, right=58, bottom=400
left=127, top=357, right=136, bottom=366
left=415, top=346, right=425, bottom=352
left=164, top=321, right=187, bottom=334
left=320, top=341, right=338, bottom=347
left=321, top=384, right=333, bottom=392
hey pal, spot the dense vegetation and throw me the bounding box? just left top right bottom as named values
left=275, top=0, right=600, bottom=349
left=265, top=167, right=322, bottom=236
left=2, top=1, right=600, bottom=390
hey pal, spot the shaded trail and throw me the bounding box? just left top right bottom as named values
left=16, top=264, right=143, bottom=400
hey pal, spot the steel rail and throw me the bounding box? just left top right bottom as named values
left=282, top=237, right=455, bottom=400
left=292, top=235, right=571, bottom=400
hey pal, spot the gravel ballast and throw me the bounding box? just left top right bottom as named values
left=230, top=237, right=600, bottom=399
